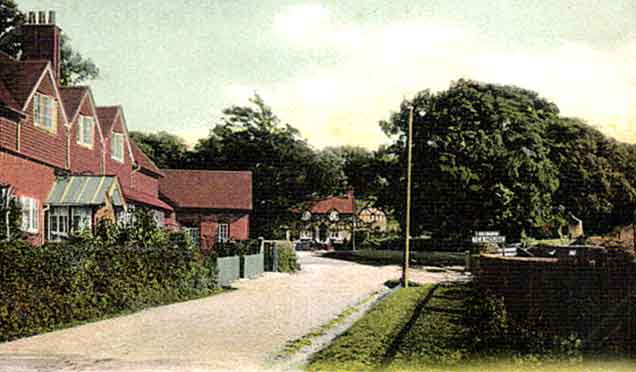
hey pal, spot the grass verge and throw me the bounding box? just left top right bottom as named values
left=307, top=285, right=433, bottom=371
left=322, top=250, right=464, bottom=267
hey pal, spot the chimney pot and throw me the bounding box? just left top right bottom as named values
left=38, top=11, right=46, bottom=24
left=27, top=11, right=36, bottom=24
left=48, top=11, right=56, bottom=25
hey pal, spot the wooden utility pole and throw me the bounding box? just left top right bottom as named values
left=403, top=106, right=414, bottom=288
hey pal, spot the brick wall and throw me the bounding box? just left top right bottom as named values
left=175, top=210, right=250, bottom=250
left=0, top=149, right=56, bottom=245
left=478, top=254, right=636, bottom=350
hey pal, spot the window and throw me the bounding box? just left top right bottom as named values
left=111, top=133, right=124, bottom=162
left=19, top=196, right=38, bottom=233
left=152, top=209, right=165, bottom=228
left=218, top=223, right=229, bottom=242
left=300, top=229, right=312, bottom=240
left=329, top=210, right=339, bottom=222
left=49, top=207, right=69, bottom=241
left=301, top=211, right=312, bottom=221
left=77, top=115, right=94, bottom=147
left=33, top=93, right=57, bottom=132
left=72, top=207, right=92, bottom=232
left=330, top=228, right=340, bottom=240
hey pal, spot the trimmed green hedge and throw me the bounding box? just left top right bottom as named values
left=0, top=228, right=218, bottom=342
left=359, top=236, right=471, bottom=252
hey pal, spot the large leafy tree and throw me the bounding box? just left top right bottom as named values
left=193, top=94, right=341, bottom=238
left=381, top=80, right=562, bottom=240
left=129, top=131, right=190, bottom=169
left=0, top=0, right=99, bottom=86
left=546, top=118, right=636, bottom=234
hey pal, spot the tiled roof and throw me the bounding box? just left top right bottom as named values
left=123, top=187, right=173, bottom=211
left=130, top=139, right=164, bottom=177
left=0, top=79, right=19, bottom=111
left=160, top=170, right=252, bottom=210
left=0, top=60, right=48, bottom=110
left=307, top=192, right=355, bottom=214
left=59, top=86, right=88, bottom=121
left=96, top=106, right=119, bottom=135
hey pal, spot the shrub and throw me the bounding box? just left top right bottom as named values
left=274, top=240, right=300, bottom=272
left=0, top=218, right=218, bottom=343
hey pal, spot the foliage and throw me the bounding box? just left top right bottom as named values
left=0, top=218, right=218, bottom=343
left=546, top=118, right=636, bottom=235
left=215, top=239, right=260, bottom=257
left=0, top=4, right=99, bottom=86
left=129, top=131, right=190, bottom=169
left=380, top=80, right=561, bottom=241
left=274, top=240, right=300, bottom=273
left=190, top=94, right=344, bottom=238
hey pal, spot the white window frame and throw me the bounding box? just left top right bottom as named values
left=49, top=207, right=69, bottom=241
left=329, top=210, right=339, bottom=222
left=218, top=223, right=229, bottom=242
left=33, top=93, right=57, bottom=132
left=330, top=228, right=341, bottom=240
left=77, top=115, right=94, bottom=148
left=300, top=229, right=312, bottom=240
left=152, top=209, right=165, bottom=228
left=111, top=133, right=125, bottom=162
left=72, top=207, right=92, bottom=232
left=19, top=196, right=38, bottom=233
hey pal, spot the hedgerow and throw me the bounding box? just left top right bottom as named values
left=0, top=210, right=218, bottom=342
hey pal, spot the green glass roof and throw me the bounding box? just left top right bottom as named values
left=46, top=176, right=124, bottom=207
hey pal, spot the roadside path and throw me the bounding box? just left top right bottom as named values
left=0, top=252, right=459, bottom=372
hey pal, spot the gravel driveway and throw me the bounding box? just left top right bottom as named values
left=0, top=252, right=459, bottom=372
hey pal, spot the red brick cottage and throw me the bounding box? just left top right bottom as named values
left=0, top=11, right=251, bottom=245
left=159, top=170, right=252, bottom=250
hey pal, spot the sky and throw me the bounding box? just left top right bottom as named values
left=16, top=0, right=636, bottom=149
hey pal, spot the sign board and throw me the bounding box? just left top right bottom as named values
left=472, top=231, right=506, bottom=244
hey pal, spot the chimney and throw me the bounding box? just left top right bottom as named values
left=21, top=10, right=62, bottom=84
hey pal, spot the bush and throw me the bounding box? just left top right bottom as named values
left=274, top=240, right=300, bottom=273
left=358, top=235, right=471, bottom=252
left=0, top=215, right=219, bottom=343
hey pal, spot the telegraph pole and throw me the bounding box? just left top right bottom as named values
left=403, top=106, right=414, bottom=288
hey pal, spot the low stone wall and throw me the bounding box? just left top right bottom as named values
left=478, top=254, right=636, bottom=350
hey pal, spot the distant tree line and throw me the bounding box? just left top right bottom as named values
left=134, top=81, right=636, bottom=241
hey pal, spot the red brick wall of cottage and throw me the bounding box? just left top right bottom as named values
left=0, top=149, right=56, bottom=245
left=68, top=98, right=103, bottom=175
left=173, top=210, right=250, bottom=250
left=0, top=117, right=18, bottom=151
left=19, top=73, right=67, bottom=169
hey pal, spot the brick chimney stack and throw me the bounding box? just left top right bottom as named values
left=21, top=10, right=61, bottom=84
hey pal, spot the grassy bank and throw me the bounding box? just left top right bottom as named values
left=322, top=250, right=465, bottom=267
left=307, top=283, right=636, bottom=372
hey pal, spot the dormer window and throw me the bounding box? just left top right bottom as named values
left=111, top=133, right=124, bottom=162
left=329, top=210, right=339, bottom=222
left=77, top=115, right=94, bottom=147
left=33, top=93, right=57, bottom=132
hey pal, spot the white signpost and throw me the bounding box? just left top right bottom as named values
left=472, top=231, right=506, bottom=244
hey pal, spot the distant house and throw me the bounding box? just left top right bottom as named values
left=358, top=207, right=388, bottom=233
left=292, top=191, right=356, bottom=245
left=159, top=170, right=252, bottom=250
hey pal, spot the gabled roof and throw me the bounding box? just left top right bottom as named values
left=159, top=170, right=252, bottom=210
left=130, top=140, right=164, bottom=177
left=60, top=86, right=88, bottom=121
left=0, top=60, right=69, bottom=126
left=0, top=60, right=48, bottom=110
left=306, top=192, right=355, bottom=214
left=96, top=106, right=119, bottom=135
left=123, top=187, right=173, bottom=211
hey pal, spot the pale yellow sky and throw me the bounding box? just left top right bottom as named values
left=18, top=1, right=636, bottom=149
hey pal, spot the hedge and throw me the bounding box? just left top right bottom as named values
left=359, top=236, right=471, bottom=252
left=0, top=229, right=218, bottom=342
left=272, top=240, right=300, bottom=273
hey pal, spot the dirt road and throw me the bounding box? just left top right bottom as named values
left=0, top=252, right=459, bottom=372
